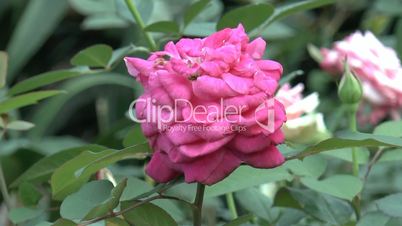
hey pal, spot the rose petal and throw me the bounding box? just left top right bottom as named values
left=145, top=151, right=181, bottom=183
left=181, top=149, right=241, bottom=185
left=236, top=145, right=285, bottom=168
left=247, top=37, right=266, bottom=59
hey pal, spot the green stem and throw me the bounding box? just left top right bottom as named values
left=348, top=104, right=359, bottom=177
left=95, top=97, right=110, bottom=135
left=225, top=192, right=238, bottom=219
left=0, top=162, right=11, bottom=210
left=0, top=118, right=11, bottom=210
left=193, top=183, right=205, bottom=226
left=347, top=103, right=361, bottom=220
left=124, top=0, right=157, bottom=51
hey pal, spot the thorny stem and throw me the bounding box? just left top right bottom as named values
left=78, top=194, right=193, bottom=226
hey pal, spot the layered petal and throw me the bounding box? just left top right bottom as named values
left=145, top=151, right=181, bottom=183
left=125, top=24, right=286, bottom=185
left=236, top=146, right=285, bottom=168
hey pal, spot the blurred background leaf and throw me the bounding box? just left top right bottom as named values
left=1, top=0, right=402, bottom=225
left=6, top=0, right=69, bottom=81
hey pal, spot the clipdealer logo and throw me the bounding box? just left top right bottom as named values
left=128, top=98, right=276, bottom=133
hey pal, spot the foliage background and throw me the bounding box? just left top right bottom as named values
left=1, top=0, right=402, bottom=225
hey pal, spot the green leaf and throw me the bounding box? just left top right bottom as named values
left=69, top=0, right=115, bottom=15
left=0, top=51, right=7, bottom=88
left=307, top=43, right=323, bottom=63
left=379, top=149, right=402, bottom=162
left=374, top=120, right=402, bottom=137
left=123, top=124, right=148, bottom=148
left=301, top=175, right=363, bottom=201
left=397, top=18, right=402, bottom=59
left=35, top=222, right=53, bottom=226
left=8, top=207, right=43, bottom=224
left=289, top=188, right=353, bottom=225
left=18, top=182, right=42, bottom=206
left=386, top=218, right=402, bottom=226
left=8, top=69, right=82, bottom=96
left=376, top=193, right=402, bottom=217
left=70, top=44, right=113, bottom=68
left=116, top=0, right=154, bottom=24
left=183, top=22, right=216, bottom=37
left=0, top=0, right=9, bottom=18
left=126, top=179, right=179, bottom=200
left=28, top=73, right=137, bottom=138
left=60, top=180, right=119, bottom=221
left=0, top=136, right=85, bottom=157
left=235, top=188, right=272, bottom=221
left=82, top=14, right=128, bottom=30
left=291, top=131, right=402, bottom=160
left=206, top=165, right=292, bottom=197
left=6, top=0, right=69, bottom=80
left=357, top=211, right=391, bottom=226
left=222, top=214, right=254, bottom=226
left=284, top=155, right=327, bottom=178
left=84, top=178, right=128, bottom=220
left=374, top=0, right=402, bottom=16
left=0, top=120, right=35, bottom=131
left=10, top=144, right=107, bottom=187
left=51, top=144, right=149, bottom=200
left=272, top=207, right=306, bottom=226
left=53, top=219, right=77, bottom=226
left=121, top=202, right=178, bottom=226
left=121, top=177, right=152, bottom=201
left=322, top=148, right=370, bottom=164
left=106, top=217, right=130, bottom=226
left=152, top=199, right=185, bottom=222
left=108, top=45, right=149, bottom=68
left=0, top=90, right=63, bottom=114
left=216, top=4, right=274, bottom=32
left=184, top=0, right=211, bottom=26
left=260, top=21, right=295, bottom=40
left=144, top=21, right=180, bottom=34
left=70, top=0, right=128, bottom=30
left=265, top=0, right=336, bottom=25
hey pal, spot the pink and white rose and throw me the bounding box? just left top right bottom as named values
left=320, top=31, right=402, bottom=123
left=276, top=83, right=330, bottom=144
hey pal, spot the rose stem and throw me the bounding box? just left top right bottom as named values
left=193, top=183, right=205, bottom=226
left=225, top=192, right=238, bottom=219
left=124, top=0, right=157, bottom=51
left=0, top=162, right=11, bottom=210
left=348, top=103, right=361, bottom=219
left=0, top=123, right=11, bottom=210
left=348, top=104, right=359, bottom=176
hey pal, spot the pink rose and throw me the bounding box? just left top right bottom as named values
left=124, top=24, right=286, bottom=185
left=320, top=31, right=402, bottom=124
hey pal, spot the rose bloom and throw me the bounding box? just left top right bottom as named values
left=276, top=83, right=330, bottom=144
left=320, top=31, right=402, bottom=124
left=125, top=24, right=286, bottom=185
